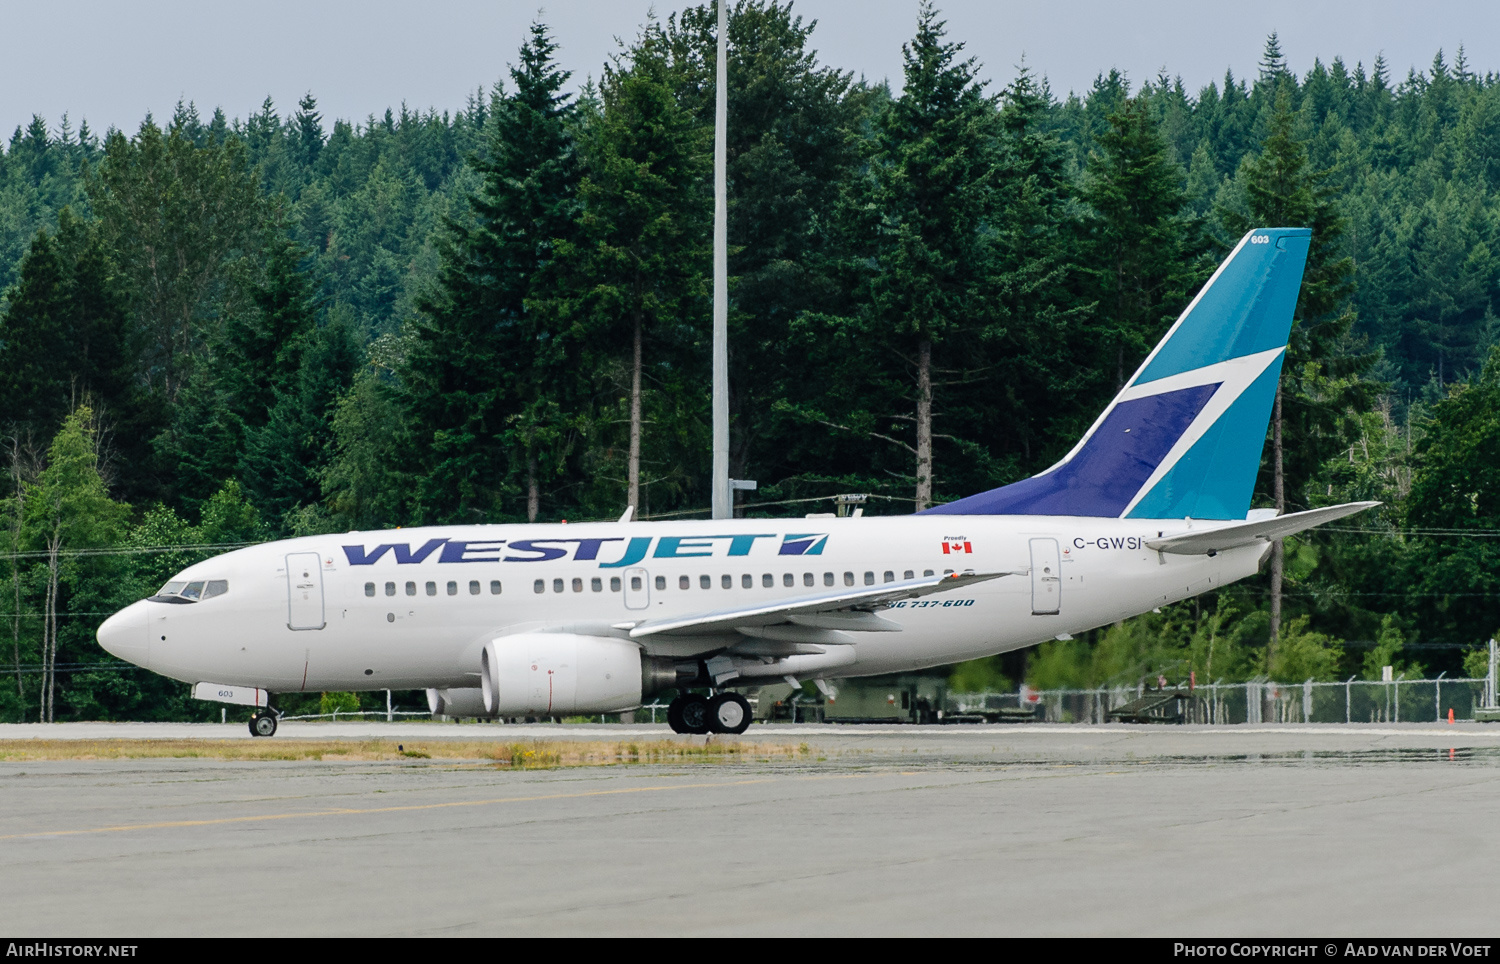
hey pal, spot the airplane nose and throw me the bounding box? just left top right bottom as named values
left=97, top=601, right=150, bottom=666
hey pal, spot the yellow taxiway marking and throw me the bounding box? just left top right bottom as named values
left=1, top=777, right=780, bottom=841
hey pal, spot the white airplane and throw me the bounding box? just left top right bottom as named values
left=97, top=227, right=1374, bottom=736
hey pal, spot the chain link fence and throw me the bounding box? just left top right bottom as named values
left=948, top=675, right=1495, bottom=724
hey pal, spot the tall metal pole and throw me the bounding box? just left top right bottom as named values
left=710, top=0, right=731, bottom=520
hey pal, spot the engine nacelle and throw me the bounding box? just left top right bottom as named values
left=481, top=633, right=646, bottom=717
left=427, top=687, right=490, bottom=719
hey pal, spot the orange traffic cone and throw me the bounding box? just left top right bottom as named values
left=1448, top=707, right=1456, bottom=724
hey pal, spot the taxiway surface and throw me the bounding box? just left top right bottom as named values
left=4, top=722, right=1498, bottom=936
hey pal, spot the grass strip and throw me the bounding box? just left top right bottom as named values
left=0, top=738, right=812, bottom=766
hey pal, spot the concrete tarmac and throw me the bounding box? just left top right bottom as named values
left=4, top=722, right=1500, bottom=936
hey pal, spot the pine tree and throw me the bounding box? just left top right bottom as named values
left=402, top=21, right=583, bottom=523
left=0, top=211, right=146, bottom=494
left=661, top=2, right=872, bottom=496
left=1080, top=96, right=1208, bottom=395
left=552, top=20, right=710, bottom=515
left=857, top=3, right=1000, bottom=509
left=0, top=229, right=70, bottom=429
left=89, top=118, right=263, bottom=406
left=1219, top=88, right=1375, bottom=654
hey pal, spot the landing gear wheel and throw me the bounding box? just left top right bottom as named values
left=667, top=694, right=710, bottom=735
left=249, top=710, right=278, bottom=738
left=708, top=692, right=752, bottom=735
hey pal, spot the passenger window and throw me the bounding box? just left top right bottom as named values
left=610, top=576, right=622, bottom=592
left=655, top=575, right=666, bottom=590
left=943, top=569, right=954, bottom=575
left=762, top=574, right=773, bottom=588
left=406, top=581, right=417, bottom=596
left=883, top=571, right=894, bottom=583
left=424, top=581, right=435, bottom=596
left=824, top=572, right=834, bottom=587
left=181, top=582, right=205, bottom=600
left=679, top=575, right=690, bottom=590
left=923, top=570, right=934, bottom=577
left=722, top=574, right=732, bottom=589
left=447, top=580, right=458, bottom=596
left=803, top=573, right=813, bottom=587
left=741, top=574, right=752, bottom=589
left=904, top=570, right=914, bottom=580
left=844, top=572, right=854, bottom=587
left=533, top=579, right=545, bottom=594
left=385, top=582, right=396, bottom=596
left=864, top=572, right=875, bottom=586
left=700, top=575, right=711, bottom=589
left=365, top=582, right=376, bottom=597
left=591, top=577, right=603, bottom=592
left=573, top=578, right=584, bottom=593
left=202, top=580, right=228, bottom=599
left=490, top=580, right=502, bottom=595
left=553, top=578, right=564, bottom=593
left=469, top=580, right=480, bottom=595
left=783, top=573, right=793, bottom=587
left=631, top=576, right=642, bottom=591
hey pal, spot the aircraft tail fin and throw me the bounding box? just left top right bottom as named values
left=924, top=227, right=1311, bottom=520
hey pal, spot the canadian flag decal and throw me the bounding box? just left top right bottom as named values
left=941, top=539, right=972, bottom=555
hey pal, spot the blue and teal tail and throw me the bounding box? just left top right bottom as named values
left=925, top=227, right=1311, bottom=520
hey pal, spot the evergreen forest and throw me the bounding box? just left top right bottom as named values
left=4, top=2, right=1500, bottom=721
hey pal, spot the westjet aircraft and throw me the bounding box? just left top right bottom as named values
left=97, top=227, right=1375, bottom=736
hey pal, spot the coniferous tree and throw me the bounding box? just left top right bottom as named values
left=662, top=2, right=873, bottom=495
left=553, top=20, right=710, bottom=515
left=0, top=211, right=147, bottom=494
left=851, top=3, right=1000, bottom=509
left=1220, top=88, right=1374, bottom=651
left=988, top=68, right=1087, bottom=474
left=1079, top=95, right=1209, bottom=394
left=89, top=118, right=264, bottom=407
left=403, top=21, right=582, bottom=523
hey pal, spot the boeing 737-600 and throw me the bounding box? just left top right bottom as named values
left=96, top=227, right=1375, bottom=736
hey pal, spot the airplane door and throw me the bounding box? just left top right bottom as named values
left=286, top=552, right=326, bottom=630
left=624, top=568, right=650, bottom=610
left=1029, top=538, right=1061, bottom=615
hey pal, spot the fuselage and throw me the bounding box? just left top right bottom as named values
left=97, top=514, right=1267, bottom=696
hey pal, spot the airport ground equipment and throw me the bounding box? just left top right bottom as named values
left=1107, top=688, right=1197, bottom=724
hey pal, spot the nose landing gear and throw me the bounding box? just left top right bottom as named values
left=666, top=692, right=751, bottom=735
left=249, top=708, right=279, bottom=737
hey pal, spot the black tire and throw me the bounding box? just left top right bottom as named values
left=250, top=712, right=277, bottom=738
left=708, top=692, right=752, bottom=734
left=671, top=694, right=710, bottom=735
left=666, top=695, right=688, bottom=733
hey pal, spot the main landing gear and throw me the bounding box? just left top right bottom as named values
left=667, top=692, right=751, bottom=735
left=249, top=708, right=279, bottom=738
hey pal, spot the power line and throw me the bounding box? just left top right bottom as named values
left=0, top=542, right=254, bottom=562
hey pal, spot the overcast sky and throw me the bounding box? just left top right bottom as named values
left=4, top=0, right=1498, bottom=139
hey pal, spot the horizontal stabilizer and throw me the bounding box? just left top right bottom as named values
left=1145, top=502, right=1380, bottom=555
left=625, top=569, right=1010, bottom=639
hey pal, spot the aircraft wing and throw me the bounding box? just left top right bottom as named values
left=1144, top=501, right=1380, bottom=555
left=622, top=569, right=1012, bottom=640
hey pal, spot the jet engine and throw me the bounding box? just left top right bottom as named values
left=480, top=634, right=679, bottom=717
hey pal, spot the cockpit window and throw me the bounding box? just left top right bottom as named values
left=150, top=579, right=228, bottom=603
